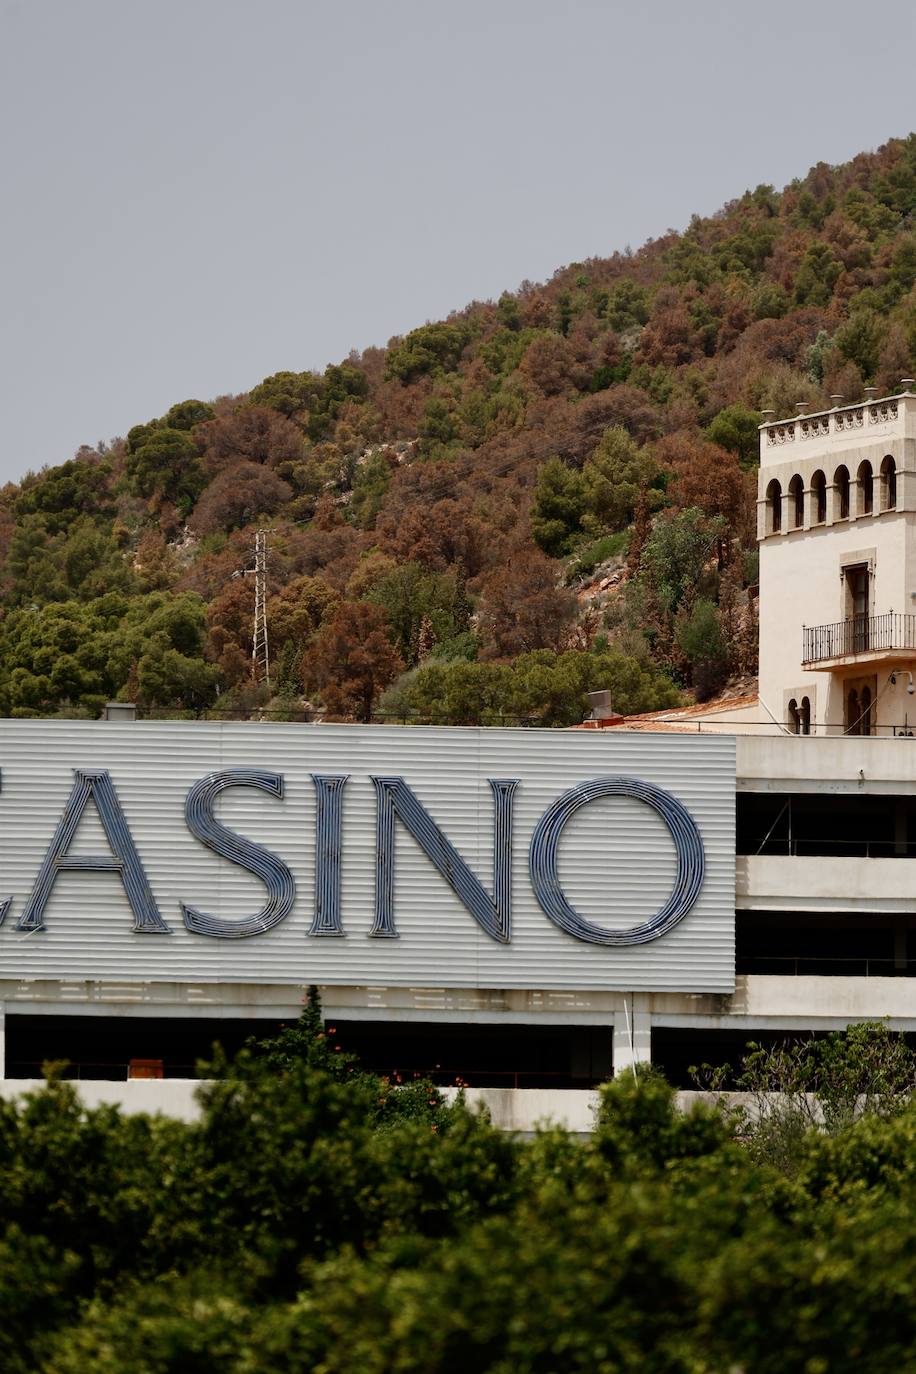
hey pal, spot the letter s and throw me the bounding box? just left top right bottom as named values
left=182, top=770, right=295, bottom=939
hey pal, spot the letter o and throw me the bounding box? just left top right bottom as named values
left=528, top=776, right=705, bottom=945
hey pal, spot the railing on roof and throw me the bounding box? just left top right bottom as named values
left=762, top=396, right=904, bottom=446
left=802, top=613, right=916, bottom=665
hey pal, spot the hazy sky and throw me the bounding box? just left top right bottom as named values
left=2, top=0, right=915, bottom=483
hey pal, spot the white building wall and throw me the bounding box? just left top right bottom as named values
left=758, top=515, right=910, bottom=730
left=757, top=394, right=916, bottom=735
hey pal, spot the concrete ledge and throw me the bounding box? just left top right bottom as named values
left=0, top=1080, right=606, bottom=1132
left=0, top=1078, right=203, bottom=1122
left=738, top=854, right=916, bottom=912
left=0, top=1082, right=736, bottom=1134
left=448, top=1087, right=598, bottom=1134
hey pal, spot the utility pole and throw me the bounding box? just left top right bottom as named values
left=252, top=528, right=270, bottom=690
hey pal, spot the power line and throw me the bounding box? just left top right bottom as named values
left=252, top=528, right=270, bottom=689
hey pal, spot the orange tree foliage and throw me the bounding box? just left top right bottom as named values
left=301, top=602, right=404, bottom=722
left=476, top=550, right=577, bottom=659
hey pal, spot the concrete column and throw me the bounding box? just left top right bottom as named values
left=803, top=484, right=813, bottom=531
left=612, top=997, right=651, bottom=1075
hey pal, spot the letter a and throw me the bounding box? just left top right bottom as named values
left=19, top=769, right=169, bottom=933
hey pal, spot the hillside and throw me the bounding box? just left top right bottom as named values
left=5, top=134, right=916, bottom=724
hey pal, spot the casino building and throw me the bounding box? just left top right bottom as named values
left=1, top=391, right=916, bottom=1128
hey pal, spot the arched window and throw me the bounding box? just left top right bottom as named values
left=847, top=689, right=860, bottom=736
left=811, top=470, right=827, bottom=524
left=800, top=697, right=811, bottom=735
left=766, top=478, right=782, bottom=534
left=861, top=685, right=872, bottom=737
left=881, top=455, right=897, bottom=510
left=858, top=460, right=873, bottom=515
left=834, top=465, right=850, bottom=520
left=788, top=474, right=804, bottom=528
left=787, top=698, right=800, bottom=734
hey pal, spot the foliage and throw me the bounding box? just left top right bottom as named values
left=566, top=529, right=629, bottom=582
left=249, top=365, right=369, bottom=439
left=15, top=456, right=116, bottom=530
left=0, top=591, right=218, bottom=715
left=391, top=642, right=680, bottom=725
left=639, top=507, right=725, bottom=616
left=1, top=1013, right=916, bottom=1369
left=386, top=322, right=471, bottom=382
left=7, top=516, right=137, bottom=607
left=126, top=424, right=205, bottom=512
left=366, top=561, right=470, bottom=665
left=476, top=550, right=577, bottom=658
left=302, top=601, right=404, bottom=721
left=349, top=449, right=395, bottom=528
left=582, top=425, right=662, bottom=533
left=676, top=597, right=729, bottom=700
left=530, top=458, right=586, bottom=556
left=835, top=308, right=884, bottom=380
left=694, top=1021, right=916, bottom=1174
left=196, top=405, right=303, bottom=479
left=266, top=574, right=340, bottom=656
left=190, top=461, right=293, bottom=535
left=704, top=402, right=762, bottom=468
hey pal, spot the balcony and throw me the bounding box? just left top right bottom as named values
left=802, top=613, right=916, bottom=669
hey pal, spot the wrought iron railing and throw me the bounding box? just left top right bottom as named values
left=802, top=613, right=916, bottom=664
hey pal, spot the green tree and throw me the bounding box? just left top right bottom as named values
left=676, top=597, right=729, bottom=700
left=385, top=323, right=470, bottom=382
left=244, top=366, right=369, bottom=440
left=6, top=516, right=136, bottom=608
left=162, top=398, right=214, bottom=430
left=125, top=426, right=205, bottom=512
left=705, top=404, right=762, bottom=469
left=15, top=456, right=116, bottom=531
left=249, top=369, right=324, bottom=418
left=695, top=1021, right=916, bottom=1175
left=530, top=458, right=586, bottom=556
left=792, top=240, right=842, bottom=306
left=397, top=659, right=513, bottom=725
left=350, top=450, right=394, bottom=528
left=835, top=308, right=884, bottom=380
left=392, top=644, right=679, bottom=726
left=605, top=279, right=650, bottom=332
left=0, top=590, right=218, bottom=716
left=582, top=426, right=660, bottom=533
left=639, top=507, right=724, bottom=616
left=134, top=639, right=220, bottom=710
left=367, top=562, right=470, bottom=665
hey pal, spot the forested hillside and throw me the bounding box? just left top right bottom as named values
left=7, top=135, right=916, bottom=723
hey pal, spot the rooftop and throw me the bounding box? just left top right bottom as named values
left=574, top=692, right=761, bottom=733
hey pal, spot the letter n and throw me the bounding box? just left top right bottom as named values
left=370, top=776, right=518, bottom=942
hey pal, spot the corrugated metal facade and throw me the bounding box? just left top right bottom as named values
left=0, top=723, right=736, bottom=993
